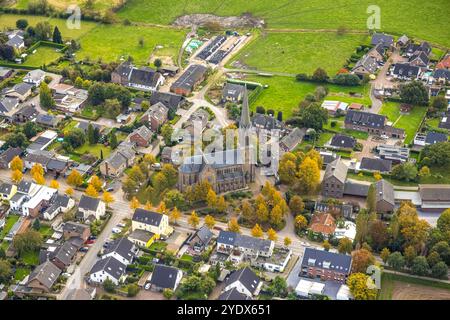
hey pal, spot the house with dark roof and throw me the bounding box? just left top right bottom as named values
left=434, top=69, right=450, bottom=84
left=26, top=260, right=61, bottom=293
left=0, top=182, right=17, bottom=201
left=396, top=35, right=410, bottom=48
left=367, top=43, right=386, bottom=62
left=418, top=184, right=450, bottom=211
left=320, top=150, right=340, bottom=168
left=6, top=33, right=25, bottom=50
left=222, top=83, right=245, bottom=103
left=12, top=105, right=39, bottom=123
left=322, top=159, right=348, bottom=198
left=128, top=125, right=153, bottom=147
left=0, top=67, right=13, bottom=81
left=328, top=134, right=356, bottom=150
left=280, top=127, right=305, bottom=152
left=409, top=51, right=429, bottom=67
left=371, top=33, right=394, bottom=49
left=99, top=141, right=136, bottom=178
left=140, top=102, right=169, bottom=132
left=252, top=113, right=285, bottom=133
left=111, top=61, right=164, bottom=91
left=376, top=144, right=410, bottom=164
left=149, top=264, right=183, bottom=291
left=0, top=97, right=19, bottom=117
left=374, top=179, right=395, bottom=215
left=413, top=132, right=448, bottom=147
left=77, top=195, right=106, bottom=222
left=344, top=110, right=404, bottom=139
left=131, top=208, right=172, bottom=238
left=128, top=229, right=157, bottom=248
left=48, top=242, right=78, bottom=270
left=217, top=230, right=274, bottom=259
left=391, top=63, right=421, bottom=80
left=63, top=221, right=91, bottom=243
left=170, top=64, right=208, bottom=96
left=188, top=225, right=214, bottom=253
left=439, top=115, right=450, bottom=130
left=102, top=237, right=137, bottom=265
left=223, top=267, right=262, bottom=298
left=3, top=82, right=33, bottom=102
left=149, top=91, right=186, bottom=112
left=89, top=256, right=127, bottom=285
left=352, top=54, right=379, bottom=77
left=218, top=287, right=252, bottom=300
left=300, top=248, right=352, bottom=283
left=42, top=194, right=75, bottom=221
left=359, top=157, right=392, bottom=173
left=0, top=146, right=22, bottom=169
left=36, top=114, right=61, bottom=128
left=23, top=150, right=53, bottom=171
left=343, top=180, right=370, bottom=198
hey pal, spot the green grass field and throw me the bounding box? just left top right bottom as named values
left=74, top=142, right=112, bottom=159
left=0, top=215, right=20, bottom=240
left=24, top=45, right=63, bottom=67
left=230, top=32, right=369, bottom=75
left=76, top=24, right=187, bottom=64
left=118, top=0, right=450, bottom=47
left=245, top=75, right=370, bottom=117
left=10, top=0, right=120, bottom=12
left=380, top=102, right=427, bottom=144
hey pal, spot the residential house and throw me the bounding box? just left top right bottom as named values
left=77, top=195, right=106, bottom=222
left=63, top=221, right=91, bottom=243
left=0, top=67, right=13, bottom=81
left=328, top=134, right=356, bottom=150
left=434, top=69, right=450, bottom=84
left=26, top=261, right=61, bottom=293
left=3, top=82, right=33, bottom=102
left=396, top=35, right=410, bottom=48
left=251, top=113, right=285, bottom=134
left=343, top=180, right=371, bottom=198
left=223, top=267, right=262, bottom=298
left=5, top=31, right=25, bottom=50
left=99, top=141, right=136, bottom=178
left=75, top=121, right=102, bottom=134
left=0, top=97, right=19, bottom=118
left=9, top=180, right=40, bottom=212
left=436, top=54, right=450, bottom=70
left=309, top=213, right=336, bottom=238
left=376, top=144, right=410, bottom=164
left=0, top=182, right=17, bottom=201
left=418, top=184, right=450, bottom=211
left=182, top=108, right=210, bottom=139
left=414, top=132, right=448, bottom=147
left=391, top=63, right=421, bottom=81
left=161, top=147, right=173, bottom=164
left=149, top=264, right=183, bottom=291
left=89, top=256, right=127, bottom=285
left=222, top=83, right=245, bottom=103
left=128, top=229, right=157, bottom=248
left=112, top=61, right=164, bottom=92
left=374, top=179, right=395, bottom=215
left=52, top=85, right=89, bottom=113
left=352, top=54, right=379, bottom=77
left=27, top=130, right=58, bottom=153
left=280, top=127, right=305, bottom=152
left=367, top=43, right=386, bottom=62
left=102, top=237, right=137, bottom=265
left=131, top=208, right=173, bottom=238
left=409, top=51, right=429, bottom=67
left=0, top=147, right=22, bottom=169
left=320, top=150, right=340, bottom=168
left=23, top=69, right=46, bottom=87
left=344, top=110, right=405, bottom=139
left=128, top=125, right=153, bottom=147
left=216, top=231, right=274, bottom=260
left=188, top=225, right=214, bottom=253
left=322, top=159, right=348, bottom=198
left=300, top=248, right=352, bottom=283
left=439, top=115, right=450, bottom=131
left=23, top=150, right=53, bottom=171
left=359, top=157, right=392, bottom=173
left=170, top=64, right=208, bottom=96
left=36, top=114, right=61, bottom=128
left=149, top=91, right=186, bottom=112
left=12, top=105, right=39, bottom=123
left=140, top=102, right=169, bottom=132
left=218, top=287, right=252, bottom=300
left=371, top=33, right=394, bottom=49
left=48, top=242, right=77, bottom=270
left=22, top=186, right=57, bottom=217
left=42, top=194, right=75, bottom=221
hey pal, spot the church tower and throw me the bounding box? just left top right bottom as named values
left=239, top=85, right=255, bottom=182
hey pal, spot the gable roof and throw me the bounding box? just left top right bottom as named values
left=50, top=242, right=77, bottom=266
left=103, top=237, right=136, bottom=262
left=78, top=195, right=101, bottom=211
left=149, top=91, right=185, bottom=111
left=132, top=208, right=163, bottom=227
left=375, top=179, right=395, bottom=206
left=28, top=261, right=61, bottom=289
left=371, top=33, right=393, bottom=48
left=324, top=158, right=348, bottom=184
left=309, top=213, right=336, bottom=235
left=301, top=248, right=352, bottom=274
left=0, top=97, right=19, bottom=113
left=63, top=221, right=89, bottom=235
left=0, top=182, right=14, bottom=195
left=222, top=83, right=245, bottom=100
left=129, top=67, right=161, bottom=87
left=217, top=231, right=272, bottom=253
left=392, top=63, right=420, bottom=78
left=130, top=125, right=153, bottom=141
left=280, top=127, right=305, bottom=151
left=434, top=69, right=450, bottom=81
left=360, top=157, right=392, bottom=172
left=409, top=51, right=429, bottom=66
left=90, top=256, right=126, bottom=280
left=193, top=225, right=214, bottom=245
left=218, top=287, right=252, bottom=300
left=171, top=64, right=207, bottom=92
left=419, top=184, right=450, bottom=202
left=150, top=264, right=181, bottom=289
left=345, top=110, right=386, bottom=129
left=251, top=113, right=284, bottom=131
left=225, top=267, right=260, bottom=295
left=353, top=54, right=378, bottom=74
left=344, top=180, right=370, bottom=197
left=0, top=147, right=22, bottom=164
left=330, top=134, right=356, bottom=149
left=425, top=132, right=447, bottom=144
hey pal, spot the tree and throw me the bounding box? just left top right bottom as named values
left=33, top=172, right=45, bottom=185
left=269, top=204, right=283, bottom=228
left=298, top=102, right=328, bottom=131
left=170, top=207, right=181, bottom=224
left=228, top=218, right=240, bottom=233
left=268, top=276, right=288, bottom=297
left=87, top=123, right=95, bottom=145
left=338, top=237, right=353, bottom=254
left=418, top=166, right=431, bottom=178
left=11, top=169, right=23, bottom=184
left=266, top=228, right=278, bottom=241
left=420, top=142, right=450, bottom=167
left=352, top=249, right=375, bottom=273
left=411, top=256, right=430, bottom=276
left=85, top=184, right=98, bottom=198
left=34, top=21, right=52, bottom=40
left=206, top=189, right=217, bottom=208
left=39, top=82, right=55, bottom=109
left=380, top=248, right=391, bottom=264
left=130, top=196, right=140, bottom=209
left=163, top=288, right=174, bottom=299
left=278, top=157, right=297, bottom=185
left=103, top=278, right=116, bottom=293
left=323, top=240, right=331, bottom=251
left=90, top=175, right=103, bottom=191
left=215, top=196, right=227, bottom=213
left=427, top=251, right=441, bottom=267
left=16, top=19, right=28, bottom=30
left=368, top=220, right=388, bottom=250
left=284, top=237, right=292, bottom=247
left=32, top=218, right=41, bottom=231
left=431, top=241, right=450, bottom=265
left=387, top=252, right=405, bottom=271
left=404, top=245, right=417, bottom=268
left=67, top=170, right=83, bottom=187
left=0, top=260, right=12, bottom=283
left=312, top=67, right=329, bottom=82
left=289, top=196, right=304, bottom=215
left=10, top=156, right=23, bottom=172
left=251, top=224, right=264, bottom=238
left=161, top=124, right=174, bottom=146
left=109, top=131, right=118, bottom=149
left=431, top=262, right=448, bottom=279
left=295, top=215, right=308, bottom=231
left=64, top=128, right=85, bottom=149
left=49, top=180, right=59, bottom=189
left=157, top=201, right=167, bottom=214
left=347, top=273, right=377, bottom=300
left=31, top=163, right=44, bottom=177
left=144, top=201, right=153, bottom=211
left=23, top=122, right=39, bottom=139
left=391, top=162, right=418, bottom=182
left=13, top=230, right=43, bottom=256
left=297, top=157, right=320, bottom=194
left=103, top=192, right=114, bottom=205
left=66, top=187, right=74, bottom=196
left=154, top=58, right=162, bottom=68
left=431, top=96, right=448, bottom=111
left=204, top=215, right=216, bottom=229
left=52, top=26, right=62, bottom=44
left=4, top=132, right=27, bottom=148
left=399, top=81, right=429, bottom=105
left=437, top=209, right=450, bottom=235
left=188, top=211, right=200, bottom=228
left=256, top=202, right=269, bottom=223
left=127, top=284, right=139, bottom=297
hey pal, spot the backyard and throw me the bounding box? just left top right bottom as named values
left=24, top=45, right=63, bottom=67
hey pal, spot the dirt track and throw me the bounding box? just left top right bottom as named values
left=392, top=282, right=450, bottom=300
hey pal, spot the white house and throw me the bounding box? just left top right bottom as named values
left=89, top=256, right=126, bottom=285
left=216, top=230, right=274, bottom=258
left=42, top=194, right=75, bottom=221
left=223, top=267, right=262, bottom=298
left=101, top=238, right=137, bottom=265
left=22, top=186, right=57, bottom=217
left=76, top=195, right=106, bottom=221
left=9, top=180, right=41, bottom=213
left=23, top=69, right=46, bottom=87
left=131, top=208, right=173, bottom=238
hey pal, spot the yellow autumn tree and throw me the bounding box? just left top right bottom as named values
left=157, top=201, right=167, bottom=214
left=31, top=163, right=44, bottom=177
left=144, top=201, right=153, bottom=210
left=103, top=191, right=114, bottom=205
left=10, top=156, right=23, bottom=172
left=130, top=196, right=140, bottom=209
left=373, top=171, right=382, bottom=181
left=11, top=169, right=23, bottom=183
left=85, top=184, right=98, bottom=198
left=33, top=172, right=45, bottom=185
left=67, top=170, right=83, bottom=187
left=256, top=202, right=269, bottom=223
left=215, top=196, right=227, bottom=213
left=90, top=175, right=103, bottom=191
left=206, top=189, right=217, bottom=208
left=204, top=215, right=216, bottom=229
left=347, top=273, right=377, bottom=300
left=188, top=211, right=200, bottom=228
left=49, top=180, right=59, bottom=189
left=228, top=217, right=240, bottom=233
left=170, top=207, right=181, bottom=224
left=251, top=224, right=264, bottom=238
left=284, top=237, right=292, bottom=247
left=266, top=228, right=278, bottom=241
left=297, top=156, right=320, bottom=194
left=66, top=187, right=74, bottom=196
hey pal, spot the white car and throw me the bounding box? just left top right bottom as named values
left=117, top=223, right=126, bottom=228
left=112, top=228, right=122, bottom=234
left=144, top=283, right=151, bottom=290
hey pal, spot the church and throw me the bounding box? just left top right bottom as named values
left=177, top=86, right=256, bottom=194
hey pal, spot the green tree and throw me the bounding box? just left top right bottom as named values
left=391, top=162, right=418, bottom=182
left=0, top=260, right=12, bottom=283
left=338, top=237, right=353, bottom=254
left=387, top=252, right=405, bottom=271
left=399, top=81, right=429, bottom=105
left=268, top=276, right=288, bottom=297
left=13, top=230, right=43, bottom=256
left=127, top=284, right=140, bottom=297
left=87, top=123, right=96, bottom=145
left=431, top=262, right=448, bottom=279
left=109, top=131, right=118, bottom=149
left=103, top=278, right=116, bottom=293
left=161, top=124, right=174, bottom=146
left=311, top=67, right=329, bottom=83
left=16, top=19, right=28, bottom=30
left=39, top=82, right=55, bottom=109
left=411, top=256, right=430, bottom=276
left=298, top=102, right=328, bottom=131
left=52, top=26, right=62, bottom=44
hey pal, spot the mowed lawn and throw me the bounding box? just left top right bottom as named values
left=379, top=102, right=427, bottom=144
left=11, top=0, right=121, bottom=12
left=245, top=75, right=370, bottom=117
left=230, top=32, right=369, bottom=75
left=0, top=14, right=98, bottom=40
left=25, top=46, right=63, bottom=67
left=118, top=0, right=450, bottom=47
left=76, top=24, right=187, bottom=64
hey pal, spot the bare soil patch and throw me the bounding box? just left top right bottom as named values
left=392, top=281, right=450, bottom=300
left=173, top=13, right=265, bottom=29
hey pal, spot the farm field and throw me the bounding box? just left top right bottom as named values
left=76, top=24, right=187, bottom=65
left=379, top=273, right=450, bottom=300
left=0, top=13, right=98, bottom=39
left=245, top=74, right=370, bottom=117
left=118, top=0, right=450, bottom=47
left=10, top=0, right=120, bottom=12
left=24, top=45, right=63, bottom=67
left=230, top=32, right=369, bottom=75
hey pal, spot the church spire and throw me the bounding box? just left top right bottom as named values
left=240, top=85, right=251, bottom=130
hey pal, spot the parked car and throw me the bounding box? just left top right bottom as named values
left=144, top=283, right=151, bottom=290
left=112, top=228, right=122, bottom=234
left=80, top=247, right=89, bottom=252
left=117, top=223, right=126, bottom=228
